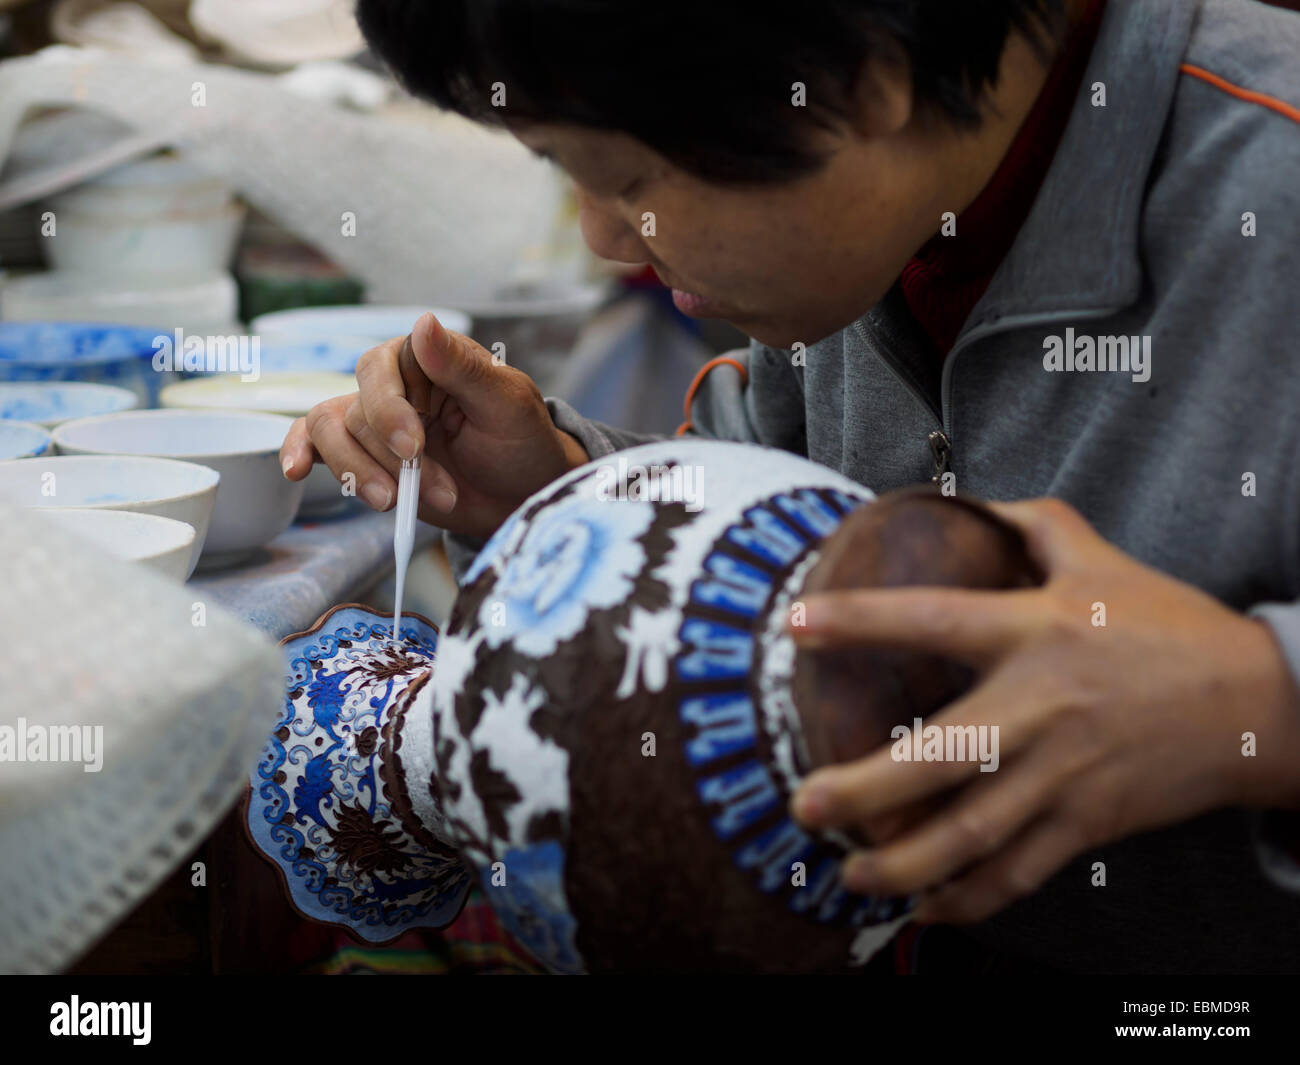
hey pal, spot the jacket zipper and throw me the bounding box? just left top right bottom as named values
left=851, top=318, right=953, bottom=482
left=857, top=306, right=1125, bottom=487
left=927, top=429, right=952, bottom=484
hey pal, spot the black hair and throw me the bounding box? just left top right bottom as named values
left=355, top=0, right=1068, bottom=184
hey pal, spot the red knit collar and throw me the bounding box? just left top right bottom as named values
left=902, top=0, right=1107, bottom=353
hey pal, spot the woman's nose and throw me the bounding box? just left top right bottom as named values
left=575, top=187, right=648, bottom=265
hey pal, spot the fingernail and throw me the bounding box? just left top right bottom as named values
left=792, top=783, right=830, bottom=825
left=282, top=456, right=295, bottom=477
left=426, top=486, right=457, bottom=512
left=841, top=855, right=879, bottom=894
left=364, top=482, right=393, bottom=510
left=389, top=430, right=418, bottom=461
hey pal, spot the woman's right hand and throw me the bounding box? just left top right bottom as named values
left=280, top=311, right=589, bottom=540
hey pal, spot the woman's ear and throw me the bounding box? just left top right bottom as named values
left=849, top=36, right=914, bottom=139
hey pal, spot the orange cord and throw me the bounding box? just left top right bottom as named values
left=676, top=356, right=748, bottom=436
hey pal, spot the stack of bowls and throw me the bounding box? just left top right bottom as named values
left=52, top=408, right=304, bottom=569
left=43, top=155, right=244, bottom=283
left=0, top=454, right=218, bottom=580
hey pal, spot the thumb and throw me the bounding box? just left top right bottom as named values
left=405, top=311, right=505, bottom=425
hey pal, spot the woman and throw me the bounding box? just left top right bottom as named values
left=280, top=0, right=1300, bottom=972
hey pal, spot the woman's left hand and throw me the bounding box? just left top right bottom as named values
left=788, top=498, right=1300, bottom=924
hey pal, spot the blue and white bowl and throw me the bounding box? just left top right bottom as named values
left=0, top=382, right=138, bottom=428
left=0, top=420, right=53, bottom=459
left=0, top=322, right=171, bottom=406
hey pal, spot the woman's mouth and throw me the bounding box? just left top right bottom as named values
left=651, top=265, right=729, bottom=318
left=670, top=288, right=717, bottom=317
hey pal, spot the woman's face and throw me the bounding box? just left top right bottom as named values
left=514, top=121, right=956, bottom=350
left=509, top=29, right=1051, bottom=350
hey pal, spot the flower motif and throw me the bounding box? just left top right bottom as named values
left=477, top=496, right=654, bottom=657
left=303, top=669, right=354, bottom=740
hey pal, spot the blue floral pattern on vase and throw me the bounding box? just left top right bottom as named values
left=246, top=604, right=472, bottom=942
left=477, top=495, right=655, bottom=657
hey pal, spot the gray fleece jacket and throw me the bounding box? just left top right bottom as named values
left=449, top=0, right=1300, bottom=971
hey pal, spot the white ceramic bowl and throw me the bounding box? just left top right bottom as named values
left=0, top=420, right=54, bottom=459
left=52, top=409, right=304, bottom=568
left=44, top=202, right=247, bottom=282
left=250, top=305, right=471, bottom=345
left=43, top=154, right=243, bottom=282
left=46, top=154, right=234, bottom=219
left=0, top=382, right=138, bottom=427
left=32, top=507, right=196, bottom=583
left=159, top=371, right=357, bottom=414
left=0, top=454, right=219, bottom=577
left=160, top=371, right=358, bottom=517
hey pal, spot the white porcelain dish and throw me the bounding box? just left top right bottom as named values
left=0, top=419, right=53, bottom=459
left=32, top=507, right=196, bottom=582
left=52, top=409, right=303, bottom=567
left=160, top=372, right=358, bottom=516
left=159, top=371, right=357, bottom=414
left=0, top=454, right=219, bottom=577
left=0, top=381, right=138, bottom=427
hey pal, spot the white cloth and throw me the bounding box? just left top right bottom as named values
left=0, top=49, right=569, bottom=305
left=0, top=502, right=283, bottom=973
